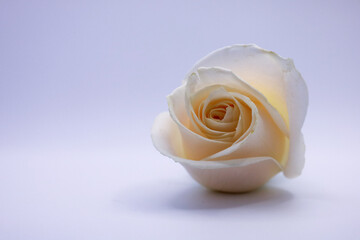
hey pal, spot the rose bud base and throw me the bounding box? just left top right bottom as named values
left=182, top=160, right=281, bottom=193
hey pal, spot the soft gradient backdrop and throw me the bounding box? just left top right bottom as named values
left=1, top=0, right=360, bottom=239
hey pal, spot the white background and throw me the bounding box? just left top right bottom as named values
left=1, top=0, right=360, bottom=239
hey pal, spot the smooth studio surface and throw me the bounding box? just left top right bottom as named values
left=1, top=1, right=360, bottom=239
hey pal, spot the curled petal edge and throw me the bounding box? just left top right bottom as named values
left=190, top=67, right=289, bottom=138
left=151, top=111, right=283, bottom=171
left=282, top=60, right=308, bottom=178
left=182, top=44, right=308, bottom=178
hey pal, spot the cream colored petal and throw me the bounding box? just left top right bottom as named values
left=231, top=93, right=254, bottom=141
left=184, top=83, right=236, bottom=138
left=283, top=63, right=308, bottom=177
left=186, top=44, right=289, bottom=129
left=182, top=159, right=281, bottom=193
left=202, top=92, right=259, bottom=160
left=194, top=67, right=289, bottom=138
left=204, top=118, right=237, bottom=132
left=161, top=45, right=307, bottom=182
left=167, top=86, right=231, bottom=160
left=189, top=86, right=236, bottom=137
left=151, top=111, right=281, bottom=172
left=186, top=46, right=308, bottom=177
left=167, top=84, right=189, bottom=127
left=151, top=112, right=185, bottom=159
left=192, top=86, right=254, bottom=142
left=206, top=102, right=289, bottom=168
left=198, top=87, right=238, bottom=134
left=221, top=105, right=235, bottom=122
left=152, top=112, right=282, bottom=193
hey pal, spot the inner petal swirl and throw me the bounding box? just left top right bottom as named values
left=189, top=86, right=255, bottom=143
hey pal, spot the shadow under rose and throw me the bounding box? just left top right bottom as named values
left=169, top=185, right=293, bottom=210
left=114, top=181, right=293, bottom=213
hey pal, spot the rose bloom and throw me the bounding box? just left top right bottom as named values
left=152, top=44, right=308, bottom=193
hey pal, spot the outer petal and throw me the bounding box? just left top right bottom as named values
left=151, top=111, right=282, bottom=192
left=151, top=112, right=185, bottom=159
left=187, top=45, right=308, bottom=177
left=283, top=63, right=308, bottom=177
left=183, top=160, right=281, bottom=193
left=186, top=44, right=289, bottom=126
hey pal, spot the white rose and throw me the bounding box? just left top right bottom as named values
left=151, top=44, right=308, bottom=193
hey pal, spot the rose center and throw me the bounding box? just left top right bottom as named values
left=206, top=102, right=235, bottom=122
left=189, top=86, right=253, bottom=140
left=209, top=107, right=228, bottom=121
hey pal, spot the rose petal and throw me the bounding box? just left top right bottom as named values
left=206, top=100, right=289, bottom=168
left=204, top=118, right=237, bottom=132
left=283, top=63, right=308, bottom=177
left=152, top=111, right=283, bottom=192
left=157, top=44, right=307, bottom=184
left=186, top=45, right=308, bottom=177
left=151, top=111, right=185, bottom=159
left=188, top=86, right=237, bottom=138
left=183, top=159, right=281, bottom=192
left=161, top=86, right=288, bottom=166
left=151, top=111, right=282, bottom=170
left=230, top=93, right=254, bottom=142
left=167, top=86, right=231, bottom=159
left=186, top=44, right=289, bottom=128
left=193, top=67, right=289, bottom=138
